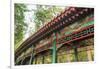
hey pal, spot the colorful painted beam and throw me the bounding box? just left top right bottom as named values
left=15, top=7, right=94, bottom=58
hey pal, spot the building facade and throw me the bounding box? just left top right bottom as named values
left=15, top=7, right=94, bottom=65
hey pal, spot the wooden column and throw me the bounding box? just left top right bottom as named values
left=73, top=42, right=78, bottom=62
left=74, top=46, right=78, bottom=61
left=21, top=57, right=25, bottom=65
left=42, top=54, right=44, bottom=64
left=29, top=45, right=34, bottom=64
left=52, top=33, right=57, bottom=63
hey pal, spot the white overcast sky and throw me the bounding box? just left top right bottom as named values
left=24, top=4, right=36, bottom=40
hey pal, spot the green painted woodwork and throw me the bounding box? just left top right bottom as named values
left=73, top=46, right=78, bottom=61
left=65, top=20, right=94, bottom=36
left=81, top=20, right=94, bottom=28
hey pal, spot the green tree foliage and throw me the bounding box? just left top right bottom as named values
left=14, top=4, right=27, bottom=49
left=34, top=5, right=63, bottom=31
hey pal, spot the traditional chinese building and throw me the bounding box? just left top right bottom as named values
left=15, top=7, right=94, bottom=65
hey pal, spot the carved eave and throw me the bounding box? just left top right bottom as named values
left=15, top=7, right=94, bottom=58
